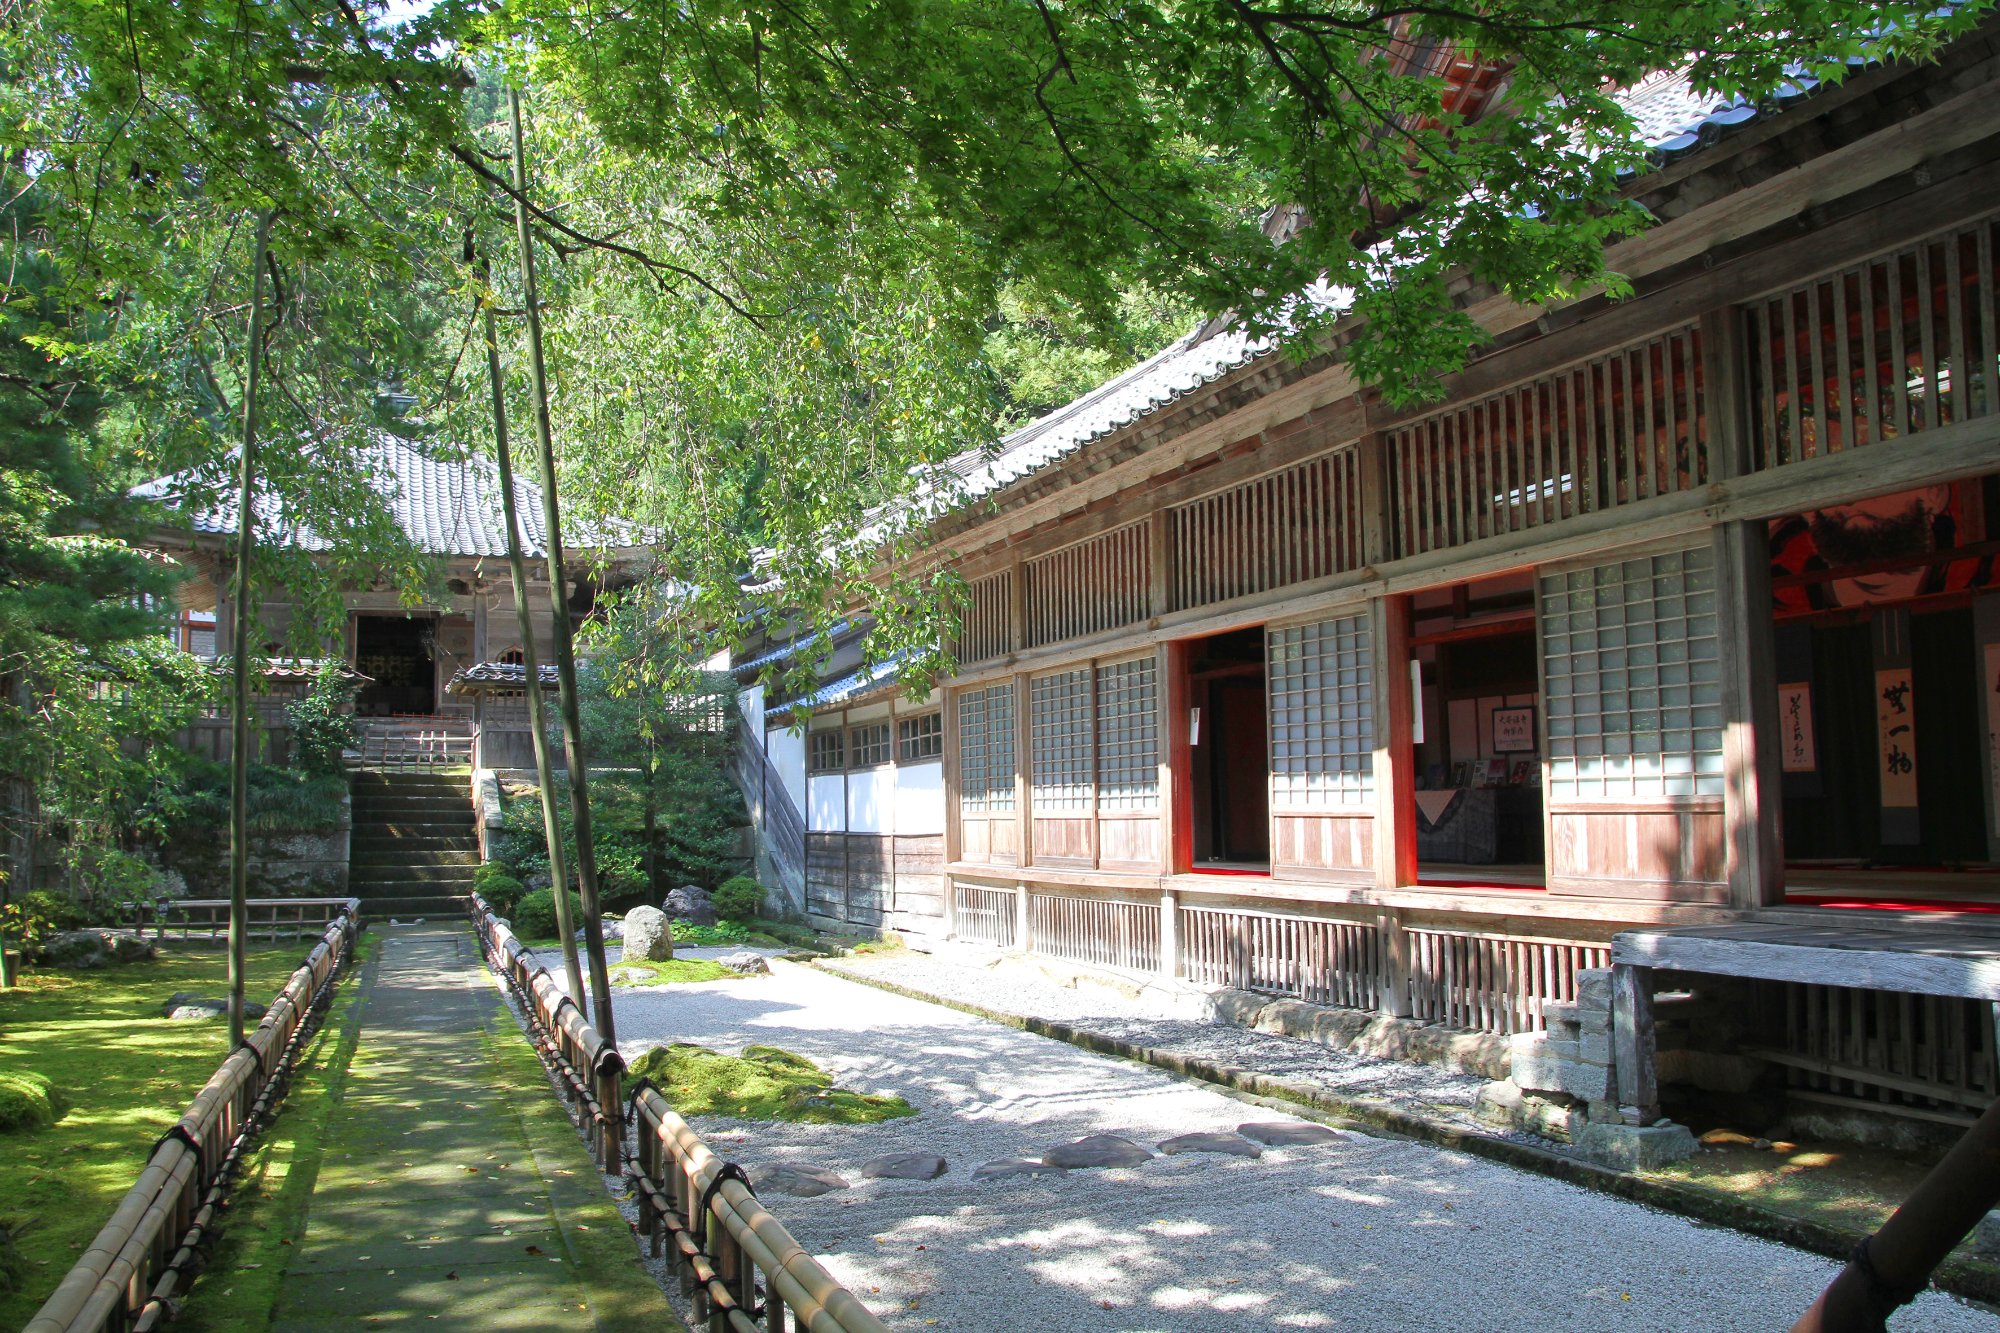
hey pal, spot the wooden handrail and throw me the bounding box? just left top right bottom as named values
left=25, top=905, right=360, bottom=1333
left=467, top=895, right=888, bottom=1333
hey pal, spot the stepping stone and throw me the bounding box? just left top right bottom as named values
left=748, top=1163, right=849, bottom=1197
left=1158, top=1131, right=1262, bottom=1159
left=1238, top=1120, right=1348, bottom=1147
left=861, top=1152, right=947, bottom=1181
left=1043, top=1134, right=1154, bottom=1169
left=972, top=1158, right=1064, bottom=1182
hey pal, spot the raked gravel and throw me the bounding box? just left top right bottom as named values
left=579, top=957, right=1984, bottom=1332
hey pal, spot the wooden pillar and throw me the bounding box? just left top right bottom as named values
left=1371, top=594, right=1417, bottom=891
left=940, top=684, right=963, bottom=869
left=215, top=558, right=236, bottom=656
left=1014, top=880, right=1030, bottom=953
left=472, top=582, right=489, bottom=663
left=1161, top=641, right=1191, bottom=876
left=1014, top=671, right=1033, bottom=869
left=1715, top=520, right=1784, bottom=908
left=1158, top=885, right=1179, bottom=979
left=1148, top=512, right=1171, bottom=621
left=1377, top=907, right=1412, bottom=1017
left=1612, top=963, right=1660, bottom=1122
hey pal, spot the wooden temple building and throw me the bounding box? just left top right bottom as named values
left=138, top=436, right=641, bottom=765
left=735, top=21, right=2000, bottom=1144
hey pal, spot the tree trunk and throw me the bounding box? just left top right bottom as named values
left=479, top=258, right=586, bottom=1004
left=508, top=88, right=617, bottom=1045
left=229, top=209, right=274, bottom=1048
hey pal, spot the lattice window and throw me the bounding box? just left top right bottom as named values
left=1268, top=614, right=1374, bottom=807
left=1388, top=326, right=1707, bottom=558
left=1541, top=545, right=1723, bottom=800
left=957, top=570, right=1013, bottom=664
left=1171, top=449, right=1362, bottom=611
left=1024, top=523, right=1151, bottom=649
left=1094, top=656, right=1159, bottom=811
left=897, top=713, right=942, bottom=762
left=1029, top=668, right=1094, bottom=811
left=956, top=683, right=1017, bottom=813
left=1747, top=214, right=1999, bottom=467
left=808, top=729, right=845, bottom=774
left=848, top=722, right=892, bottom=767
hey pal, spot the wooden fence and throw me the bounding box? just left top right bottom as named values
left=115, top=897, right=360, bottom=942
left=1760, top=981, right=2000, bottom=1127
left=25, top=905, right=360, bottom=1333
left=1028, top=892, right=1161, bottom=973
left=468, top=897, right=888, bottom=1333
left=1404, top=927, right=1611, bottom=1036
left=953, top=885, right=1016, bottom=948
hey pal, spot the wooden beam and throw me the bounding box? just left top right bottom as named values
left=1372, top=594, right=1418, bottom=892
left=1613, top=929, right=2000, bottom=1000
left=1612, top=963, right=1660, bottom=1120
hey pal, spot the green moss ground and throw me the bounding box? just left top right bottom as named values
left=606, top=958, right=734, bottom=986
left=175, top=934, right=377, bottom=1332
left=0, top=945, right=315, bottom=1326
left=628, top=1043, right=915, bottom=1123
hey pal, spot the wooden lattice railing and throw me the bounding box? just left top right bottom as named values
left=26, top=905, right=360, bottom=1333
left=115, top=897, right=361, bottom=942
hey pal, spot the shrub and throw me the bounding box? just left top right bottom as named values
left=712, top=876, right=764, bottom=922
left=0, top=890, right=88, bottom=952
left=473, top=863, right=526, bottom=915
left=0, top=1072, right=65, bottom=1134
left=670, top=918, right=750, bottom=947
left=285, top=663, right=359, bottom=777
left=512, top=887, right=584, bottom=941
left=625, top=1043, right=914, bottom=1123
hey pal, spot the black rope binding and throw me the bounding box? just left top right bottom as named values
left=698, top=1161, right=756, bottom=1224
left=1848, top=1234, right=1927, bottom=1319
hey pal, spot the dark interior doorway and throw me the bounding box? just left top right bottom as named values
left=354, top=615, right=436, bottom=716
left=1186, top=627, right=1270, bottom=867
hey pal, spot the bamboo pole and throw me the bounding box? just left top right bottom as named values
left=479, top=256, right=587, bottom=1006
left=508, top=88, right=621, bottom=1043
left=229, top=210, right=274, bottom=1048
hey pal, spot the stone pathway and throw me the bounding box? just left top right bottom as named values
left=269, top=926, right=675, bottom=1332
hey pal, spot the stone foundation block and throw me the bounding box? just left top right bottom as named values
left=1577, top=1121, right=1698, bottom=1172
left=1576, top=968, right=1612, bottom=1013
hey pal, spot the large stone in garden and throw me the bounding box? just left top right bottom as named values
left=749, top=1163, right=849, bottom=1197
left=1238, top=1120, right=1348, bottom=1147
left=621, top=905, right=673, bottom=962
left=1158, top=1131, right=1262, bottom=1159
left=861, top=1152, right=947, bottom=1181
left=577, top=915, right=625, bottom=944
left=40, top=929, right=155, bottom=970
left=1043, top=1134, right=1154, bottom=1169
left=161, top=993, right=267, bottom=1021
left=716, top=950, right=771, bottom=975
left=972, top=1158, right=1063, bottom=1182
left=663, top=884, right=718, bottom=927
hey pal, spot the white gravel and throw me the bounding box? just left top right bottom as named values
left=587, top=959, right=1986, bottom=1333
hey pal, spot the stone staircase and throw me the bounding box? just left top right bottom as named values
left=349, top=771, right=479, bottom=921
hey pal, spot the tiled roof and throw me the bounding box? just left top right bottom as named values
left=446, top=661, right=560, bottom=695
left=791, top=653, right=913, bottom=710
left=133, top=435, right=644, bottom=558
left=199, top=655, right=372, bottom=683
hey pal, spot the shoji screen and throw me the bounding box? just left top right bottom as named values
left=1267, top=612, right=1377, bottom=881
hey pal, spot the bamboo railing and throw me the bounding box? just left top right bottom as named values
left=467, top=895, right=890, bottom=1333
left=116, top=897, right=361, bottom=943
left=25, top=905, right=361, bottom=1333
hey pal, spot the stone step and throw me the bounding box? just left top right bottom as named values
left=351, top=848, right=480, bottom=869
left=353, top=894, right=467, bottom=921
left=353, top=869, right=478, bottom=892
left=352, top=795, right=471, bottom=814
left=351, top=774, right=465, bottom=789
left=349, top=830, right=479, bottom=851
left=348, top=821, right=477, bottom=840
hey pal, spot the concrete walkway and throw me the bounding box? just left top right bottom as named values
left=270, top=926, right=675, bottom=1332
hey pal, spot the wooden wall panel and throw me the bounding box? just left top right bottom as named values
left=892, top=834, right=946, bottom=922
left=960, top=818, right=992, bottom=863
left=991, top=819, right=1020, bottom=863
left=805, top=831, right=847, bottom=921
left=1547, top=803, right=1728, bottom=903
left=845, top=833, right=891, bottom=926
left=1271, top=813, right=1376, bottom=879
left=1032, top=816, right=1095, bottom=868
left=1098, top=816, right=1162, bottom=870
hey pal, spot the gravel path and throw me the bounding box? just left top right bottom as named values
left=597, top=959, right=1984, bottom=1332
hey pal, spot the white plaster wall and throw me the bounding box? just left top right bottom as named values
left=738, top=683, right=765, bottom=738
left=808, top=774, right=847, bottom=832
left=895, top=761, right=945, bottom=835
left=768, top=726, right=807, bottom=818
left=846, top=768, right=896, bottom=834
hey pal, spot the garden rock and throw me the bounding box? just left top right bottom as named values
left=1044, top=1134, right=1154, bottom=1169
left=664, top=884, right=718, bottom=926
left=1239, top=1120, right=1348, bottom=1147
left=749, top=1163, right=848, bottom=1197
left=40, top=929, right=155, bottom=969
left=861, top=1152, right=947, bottom=1181
left=972, top=1157, right=1063, bottom=1182
left=716, top=950, right=771, bottom=975
left=161, top=993, right=267, bottom=1021
left=1159, top=1131, right=1262, bottom=1158
left=576, top=915, right=625, bottom=944
left=621, top=906, right=673, bottom=963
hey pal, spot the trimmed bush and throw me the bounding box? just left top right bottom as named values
left=625, top=1043, right=914, bottom=1123
left=473, top=863, right=526, bottom=916
left=0, top=1072, right=65, bottom=1134
left=512, top=888, right=584, bottom=941
left=712, top=876, right=765, bottom=922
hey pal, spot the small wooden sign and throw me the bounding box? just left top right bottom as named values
left=1778, top=682, right=1816, bottom=773
left=1492, top=705, right=1537, bottom=754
